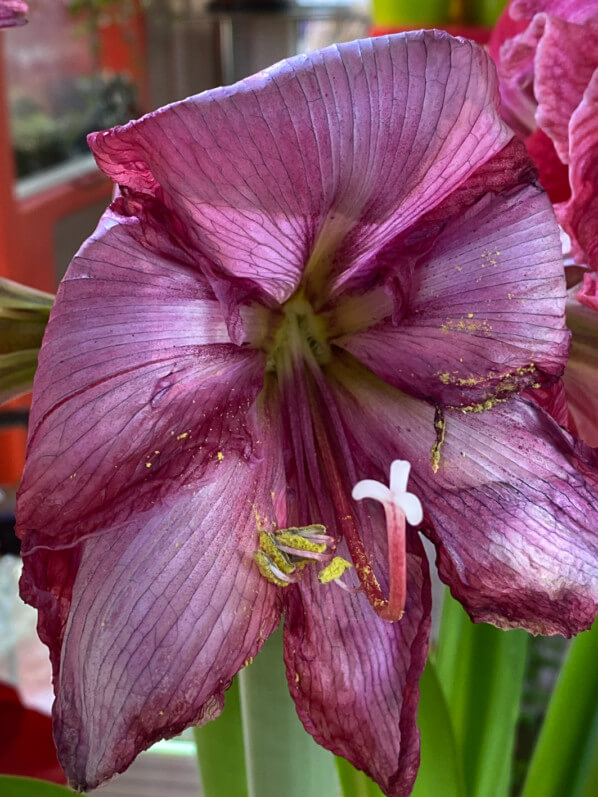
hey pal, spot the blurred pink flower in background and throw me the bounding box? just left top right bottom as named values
left=490, top=0, right=598, bottom=444
left=0, top=0, right=27, bottom=28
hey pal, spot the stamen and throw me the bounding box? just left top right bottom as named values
left=318, top=556, right=352, bottom=584
left=275, top=526, right=330, bottom=553
left=254, top=524, right=333, bottom=587
left=253, top=550, right=299, bottom=587
left=258, top=531, right=295, bottom=575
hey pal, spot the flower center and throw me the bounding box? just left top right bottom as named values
left=265, top=294, right=331, bottom=372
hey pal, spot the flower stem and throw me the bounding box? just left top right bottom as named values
left=238, top=625, right=339, bottom=797
left=193, top=678, right=248, bottom=797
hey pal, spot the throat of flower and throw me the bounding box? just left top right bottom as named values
left=309, top=396, right=422, bottom=623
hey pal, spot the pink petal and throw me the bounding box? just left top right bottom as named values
left=19, top=403, right=285, bottom=791
left=494, top=11, right=543, bottom=136
left=339, top=182, right=569, bottom=408
left=330, top=366, right=598, bottom=636
left=284, top=535, right=430, bottom=797
left=534, top=15, right=598, bottom=165
left=510, top=0, right=598, bottom=22
left=0, top=0, right=27, bottom=27
left=88, top=32, right=513, bottom=306
left=524, top=379, right=573, bottom=429
left=557, top=68, right=598, bottom=271
left=17, top=205, right=264, bottom=548
left=577, top=271, right=598, bottom=311
left=525, top=128, right=571, bottom=203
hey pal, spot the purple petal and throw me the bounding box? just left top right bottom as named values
left=88, top=32, right=512, bottom=306
left=330, top=366, right=598, bottom=636
left=0, top=0, right=27, bottom=27
left=274, top=361, right=430, bottom=794
left=17, top=205, right=264, bottom=548
left=339, top=182, right=569, bottom=408
left=557, top=68, right=598, bottom=271
left=283, top=535, right=430, bottom=797
left=19, top=400, right=285, bottom=791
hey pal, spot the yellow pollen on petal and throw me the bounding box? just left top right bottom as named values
left=440, top=317, right=492, bottom=335
left=318, top=556, right=352, bottom=584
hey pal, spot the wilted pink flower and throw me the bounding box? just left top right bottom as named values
left=490, top=1, right=598, bottom=445
left=16, top=33, right=598, bottom=795
left=489, top=0, right=598, bottom=271
left=0, top=0, right=27, bottom=28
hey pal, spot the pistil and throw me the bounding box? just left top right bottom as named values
left=309, top=396, right=422, bottom=622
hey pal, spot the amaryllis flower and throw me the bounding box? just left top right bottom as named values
left=489, top=0, right=598, bottom=270
left=0, top=0, right=28, bottom=28
left=16, top=32, right=598, bottom=795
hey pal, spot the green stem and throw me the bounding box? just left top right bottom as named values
left=238, top=625, right=339, bottom=797
left=411, top=661, right=465, bottom=797
left=435, top=589, right=528, bottom=797
left=193, top=677, right=248, bottom=797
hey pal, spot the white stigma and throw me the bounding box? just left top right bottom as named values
left=352, top=459, right=423, bottom=526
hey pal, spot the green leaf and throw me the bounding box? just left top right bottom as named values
left=193, top=677, right=248, bottom=797
left=0, top=349, right=39, bottom=405
left=435, top=590, right=528, bottom=797
left=238, top=626, right=339, bottom=797
left=522, top=622, right=598, bottom=797
left=0, top=776, right=74, bottom=796
left=411, top=660, right=465, bottom=797
left=335, top=756, right=384, bottom=797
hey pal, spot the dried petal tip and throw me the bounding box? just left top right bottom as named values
left=353, top=460, right=423, bottom=526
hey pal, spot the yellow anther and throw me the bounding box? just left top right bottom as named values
left=253, top=550, right=290, bottom=587
left=254, top=523, right=333, bottom=588
left=258, top=532, right=295, bottom=575
left=318, top=556, right=352, bottom=584
left=276, top=525, right=327, bottom=553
